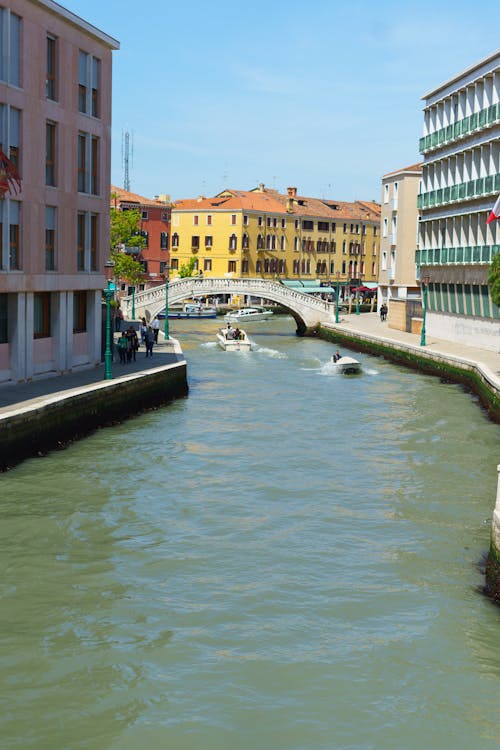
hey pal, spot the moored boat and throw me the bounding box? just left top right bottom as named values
left=224, top=307, right=273, bottom=323
left=216, top=327, right=252, bottom=351
left=159, top=302, right=217, bottom=319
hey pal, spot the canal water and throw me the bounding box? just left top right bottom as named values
left=1, top=316, right=500, bottom=749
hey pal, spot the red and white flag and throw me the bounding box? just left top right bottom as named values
left=486, top=193, right=500, bottom=224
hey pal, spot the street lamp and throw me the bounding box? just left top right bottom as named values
left=356, top=272, right=364, bottom=316
left=420, top=274, right=430, bottom=347
left=335, top=271, right=341, bottom=323
left=131, top=285, right=136, bottom=320
left=163, top=263, right=170, bottom=340
left=103, top=259, right=115, bottom=380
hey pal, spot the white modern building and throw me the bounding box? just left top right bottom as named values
left=0, top=0, right=119, bottom=383
left=417, top=50, right=500, bottom=351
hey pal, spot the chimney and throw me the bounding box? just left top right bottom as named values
left=286, top=197, right=294, bottom=213
left=258, top=183, right=265, bottom=192
left=287, top=187, right=297, bottom=197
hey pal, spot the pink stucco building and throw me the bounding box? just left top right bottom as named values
left=0, top=0, right=119, bottom=382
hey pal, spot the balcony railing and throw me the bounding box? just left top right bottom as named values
left=417, top=172, right=500, bottom=210
left=416, top=244, right=500, bottom=266
left=419, top=102, right=500, bottom=154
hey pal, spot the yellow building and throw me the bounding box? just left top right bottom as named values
left=171, top=184, right=380, bottom=292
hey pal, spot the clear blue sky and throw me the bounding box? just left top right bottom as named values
left=63, top=0, right=500, bottom=203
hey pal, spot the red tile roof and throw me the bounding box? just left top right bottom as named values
left=111, top=185, right=170, bottom=208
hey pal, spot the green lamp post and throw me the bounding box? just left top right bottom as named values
left=335, top=271, right=341, bottom=324
left=163, top=263, right=170, bottom=340
left=356, top=272, right=364, bottom=315
left=420, top=275, right=430, bottom=347
left=131, top=285, right=136, bottom=320
left=103, top=259, right=115, bottom=380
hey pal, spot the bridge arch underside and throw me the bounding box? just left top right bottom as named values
left=131, top=280, right=333, bottom=335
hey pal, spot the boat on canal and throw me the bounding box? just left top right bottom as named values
left=159, top=302, right=217, bottom=319
left=224, top=307, right=273, bottom=323
left=216, top=327, right=252, bottom=351
left=331, top=355, right=361, bottom=375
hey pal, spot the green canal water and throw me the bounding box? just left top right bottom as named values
left=1, top=316, right=500, bottom=750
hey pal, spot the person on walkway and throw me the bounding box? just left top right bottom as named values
left=117, top=332, right=128, bottom=364
left=115, top=305, right=124, bottom=332
left=151, top=315, right=160, bottom=343
left=145, top=326, right=155, bottom=357
left=380, top=303, right=388, bottom=322
left=126, top=326, right=138, bottom=362
left=140, top=317, right=148, bottom=345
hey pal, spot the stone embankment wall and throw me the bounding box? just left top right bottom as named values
left=486, top=466, right=500, bottom=602
left=0, top=361, right=188, bottom=471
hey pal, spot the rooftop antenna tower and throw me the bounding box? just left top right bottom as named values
left=122, top=129, right=134, bottom=191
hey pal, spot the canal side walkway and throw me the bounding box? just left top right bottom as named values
left=321, top=312, right=500, bottom=419
left=0, top=334, right=188, bottom=470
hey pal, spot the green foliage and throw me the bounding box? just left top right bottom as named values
left=488, top=252, right=500, bottom=308
left=110, top=208, right=146, bottom=252
left=178, top=257, right=197, bottom=278
left=110, top=250, right=144, bottom=285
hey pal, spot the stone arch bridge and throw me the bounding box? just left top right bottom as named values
left=120, top=277, right=336, bottom=334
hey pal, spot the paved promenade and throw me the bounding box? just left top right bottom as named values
left=322, top=312, right=500, bottom=393
left=0, top=335, right=182, bottom=415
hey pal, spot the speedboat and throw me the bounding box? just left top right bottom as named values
left=331, top=355, right=361, bottom=375
left=164, top=302, right=217, bottom=319
left=216, top=328, right=252, bottom=351
left=224, top=307, right=273, bottom=323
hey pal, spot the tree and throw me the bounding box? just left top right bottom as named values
left=178, top=257, right=197, bottom=278
left=110, top=207, right=146, bottom=287
left=488, top=252, right=500, bottom=308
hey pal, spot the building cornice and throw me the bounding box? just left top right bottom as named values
left=30, top=0, right=120, bottom=49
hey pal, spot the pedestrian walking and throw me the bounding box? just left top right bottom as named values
left=117, top=332, right=128, bottom=364
left=151, top=315, right=160, bottom=343
left=115, top=305, right=124, bottom=332
left=145, top=326, right=155, bottom=357
left=140, top=317, right=147, bottom=345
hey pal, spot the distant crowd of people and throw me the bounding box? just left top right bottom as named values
left=114, top=308, right=162, bottom=362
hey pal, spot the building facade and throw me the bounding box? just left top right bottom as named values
left=110, top=186, right=171, bottom=294
left=171, top=185, right=380, bottom=292
left=417, top=51, right=500, bottom=351
left=0, top=0, right=119, bottom=383
left=379, top=163, right=422, bottom=330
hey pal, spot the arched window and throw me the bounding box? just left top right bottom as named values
left=229, top=233, right=237, bottom=250
left=172, top=232, right=179, bottom=247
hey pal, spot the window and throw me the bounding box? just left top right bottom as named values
left=160, top=232, right=169, bottom=249
left=242, top=233, right=249, bottom=249
left=0, top=9, right=21, bottom=86
left=231, top=214, right=237, bottom=225
left=79, top=51, right=100, bottom=116
left=294, top=237, right=300, bottom=252
left=267, top=217, right=271, bottom=228
left=46, top=121, right=56, bottom=186
left=243, top=215, right=248, bottom=226
left=0, top=294, right=7, bottom=343
left=281, top=218, right=286, bottom=228
left=228, top=261, right=236, bottom=273
left=332, top=223, right=336, bottom=232
left=258, top=216, right=263, bottom=226
left=77, top=212, right=85, bottom=270
left=318, top=221, right=329, bottom=232
left=205, top=235, right=213, bottom=248
left=256, top=260, right=262, bottom=273
left=0, top=104, right=21, bottom=172
left=193, top=215, right=199, bottom=225
left=280, top=236, right=285, bottom=250
left=343, top=224, right=347, bottom=233
left=77, top=133, right=99, bottom=194
left=34, top=293, right=51, bottom=339
left=172, top=233, right=179, bottom=247
left=342, top=241, right=346, bottom=254
left=142, top=211, right=148, bottom=221
left=229, top=234, right=237, bottom=250
left=242, top=259, right=249, bottom=273
left=45, top=206, right=56, bottom=271
left=383, top=218, right=388, bottom=237
left=170, top=258, right=178, bottom=270
left=191, top=235, right=200, bottom=249
left=46, top=35, right=57, bottom=100
left=207, top=214, right=212, bottom=225
left=5, top=200, right=20, bottom=270
left=302, top=220, right=313, bottom=230
left=384, top=183, right=389, bottom=203
left=257, top=234, right=264, bottom=249
left=294, top=219, right=299, bottom=230
left=73, top=291, right=87, bottom=333
left=90, top=214, right=98, bottom=271
left=204, top=258, right=212, bottom=271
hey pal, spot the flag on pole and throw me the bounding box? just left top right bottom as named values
left=486, top=193, right=500, bottom=224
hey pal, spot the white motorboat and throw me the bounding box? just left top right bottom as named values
left=165, top=302, right=217, bottom=319
left=224, top=307, right=273, bottom=323
left=331, top=355, right=361, bottom=374
left=216, top=327, right=252, bottom=351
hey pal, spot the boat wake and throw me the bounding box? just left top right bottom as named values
left=200, top=341, right=218, bottom=349
left=253, top=346, right=287, bottom=359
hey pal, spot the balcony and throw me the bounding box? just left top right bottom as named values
left=419, top=102, right=500, bottom=154
left=416, top=244, right=500, bottom=267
